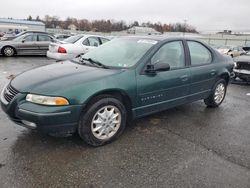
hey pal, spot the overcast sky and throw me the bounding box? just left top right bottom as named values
left=0, top=0, right=249, bottom=32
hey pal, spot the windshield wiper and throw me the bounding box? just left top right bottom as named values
left=79, top=57, right=109, bottom=69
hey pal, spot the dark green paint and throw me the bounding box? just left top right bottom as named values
left=1, top=37, right=234, bottom=134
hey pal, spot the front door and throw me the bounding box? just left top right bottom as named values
left=135, top=40, right=190, bottom=117
left=17, top=34, right=39, bottom=55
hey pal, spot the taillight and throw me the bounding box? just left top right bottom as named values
left=58, top=46, right=67, bottom=53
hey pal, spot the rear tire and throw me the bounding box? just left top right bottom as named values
left=78, top=95, right=127, bottom=146
left=204, top=79, right=227, bottom=108
left=2, top=46, right=15, bottom=57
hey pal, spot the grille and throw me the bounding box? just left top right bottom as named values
left=236, top=62, right=250, bottom=70
left=3, top=84, right=19, bottom=103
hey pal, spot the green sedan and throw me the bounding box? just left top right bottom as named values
left=1, top=36, right=234, bottom=146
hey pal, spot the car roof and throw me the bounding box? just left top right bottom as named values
left=117, top=35, right=201, bottom=42
left=74, top=34, right=110, bottom=38
left=23, top=31, right=48, bottom=33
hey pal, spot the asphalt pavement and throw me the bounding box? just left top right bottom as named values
left=0, top=56, right=249, bottom=188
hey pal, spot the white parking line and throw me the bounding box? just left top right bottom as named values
left=247, top=93, right=250, bottom=96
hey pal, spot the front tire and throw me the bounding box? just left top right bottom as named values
left=78, top=95, right=127, bottom=146
left=2, top=46, right=15, bottom=57
left=204, top=79, right=227, bottom=107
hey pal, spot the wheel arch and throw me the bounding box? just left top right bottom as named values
left=1, top=45, right=17, bottom=55
left=219, top=72, right=230, bottom=84
left=83, top=89, right=134, bottom=120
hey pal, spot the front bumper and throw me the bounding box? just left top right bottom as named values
left=233, top=69, right=250, bottom=80
left=233, top=69, right=250, bottom=75
left=1, top=93, right=83, bottom=134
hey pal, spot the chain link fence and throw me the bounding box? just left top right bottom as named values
left=46, top=28, right=250, bottom=47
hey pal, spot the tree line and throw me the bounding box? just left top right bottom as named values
left=28, top=15, right=197, bottom=33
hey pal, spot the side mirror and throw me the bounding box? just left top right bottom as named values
left=145, top=62, right=170, bottom=75
left=21, top=39, right=25, bottom=43
left=154, top=62, right=170, bottom=72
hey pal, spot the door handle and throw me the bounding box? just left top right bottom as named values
left=180, top=75, right=188, bottom=82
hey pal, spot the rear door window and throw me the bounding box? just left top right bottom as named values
left=38, top=35, right=53, bottom=41
left=88, top=37, right=100, bottom=47
left=187, top=41, right=212, bottom=65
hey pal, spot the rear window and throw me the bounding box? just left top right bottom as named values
left=64, top=35, right=83, bottom=43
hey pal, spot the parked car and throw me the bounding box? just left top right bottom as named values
left=0, top=33, right=56, bottom=56
left=216, top=45, right=233, bottom=55
left=233, top=52, right=250, bottom=82
left=227, top=46, right=246, bottom=58
left=46, top=34, right=110, bottom=60
left=54, top=34, right=72, bottom=41
left=0, top=31, right=50, bottom=41
left=0, top=37, right=234, bottom=146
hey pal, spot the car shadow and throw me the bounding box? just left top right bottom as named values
left=9, top=101, right=221, bottom=151
left=231, top=78, right=250, bottom=85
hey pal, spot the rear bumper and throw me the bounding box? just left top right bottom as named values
left=1, top=94, right=83, bottom=134
left=46, top=51, right=76, bottom=61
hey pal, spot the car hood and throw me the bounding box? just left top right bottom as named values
left=11, top=61, right=123, bottom=94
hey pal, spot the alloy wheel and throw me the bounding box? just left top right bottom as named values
left=91, top=105, right=121, bottom=140
left=4, top=47, right=14, bottom=57
left=214, top=83, right=225, bottom=104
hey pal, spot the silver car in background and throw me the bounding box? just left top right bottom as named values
left=0, top=33, right=56, bottom=56
left=47, top=34, right=110, bottom=60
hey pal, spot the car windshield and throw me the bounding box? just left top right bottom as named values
left=13, top=34, right=28, bottom=42
left=64, top=35, right=83, bottom=43
left=81, top=38, right=157, bottom=68
left=15, top=31, right=26, bottom=37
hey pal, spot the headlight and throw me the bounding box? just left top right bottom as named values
left=26, top=94, right=69, bottom=106
left=234, top=62, right=237, bottom=68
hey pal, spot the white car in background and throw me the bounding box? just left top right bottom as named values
left=216, top=45, right=233, bottom=55
left=47, top=34, right=110, bottom=60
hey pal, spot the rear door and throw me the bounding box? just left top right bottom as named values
left=37, top=34, right=54, bottom=54
left=82, top=37, right=101, bottom=53
left=186, top=40, right=217, bottom=101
